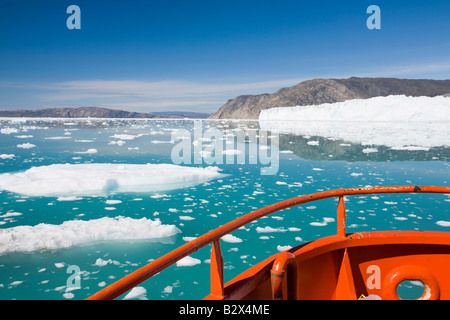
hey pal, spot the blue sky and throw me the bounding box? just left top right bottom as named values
left=1, top=0, right=449, bottom=113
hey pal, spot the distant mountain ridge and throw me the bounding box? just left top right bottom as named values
left=0, top=107, right=210, bottom=119
left=208, top=77, right=450, bottom=119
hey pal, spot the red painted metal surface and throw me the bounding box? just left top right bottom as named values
left=270, top=252, right=298, bottom=300
left=87, top=185, right=450, bottom=300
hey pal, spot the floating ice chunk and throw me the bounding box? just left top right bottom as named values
left=0, top=211, right=22, bottom=218
left=151, top=193, right=171, bottom=199
left=162, top=286, right=173, bottom=294
left=17, top=143, right=36, bottom=149
left=277, top=245, right=292, bottom=251
left=310, top=221, right=327, bottom=226
left=123, top=286, right=148, bottom=300
left=0, top=216, right=181, bottom=254
left=109, top=140, right=126, bottom=146
left=0, top=163, right=224, bottom=197
left=221, top=234, right=243, bottom=243
left=256, top=226, right=287, bottom=233
left=436, top=221, right=450, bottom=227
left=0, top=154, right=15, bottom=159
left=182, top=236, right=197, bottom=242
left=179, top=216, right=195, bottom=221
left=74, top=148, right=97, bottom=154
left=57, top=196, right=82, bottom=201
left=350, top=173, right=363, bottom=177
left=44, top=136, right=71, bottom=140
left=390, top=146, right=430, bottom=151
left=1, top=128, right=19, bottom=134
left=310, top=217, right=335, bottom=226
left=111, top=134, right=141, bottom=140
left=63, top=292, right=75, bottom=299
left=105, top=200, right=122, bottom=205
left=362, top=148, right=378, bottom=154
left=94, top=258, right=120, bottom=267
left=176, top=256, right=201, bottom=267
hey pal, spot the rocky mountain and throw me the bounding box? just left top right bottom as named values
left=0, top=107, right=210, bottom=119
left=208, top=77, right=450, bottom=119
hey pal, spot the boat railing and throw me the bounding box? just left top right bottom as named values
left=86, top=185, right=450, bottom=300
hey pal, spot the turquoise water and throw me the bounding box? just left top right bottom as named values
left=0, top=118, right=449, bottom=300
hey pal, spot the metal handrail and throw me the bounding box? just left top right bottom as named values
left=86, top=185, right=450, bottom=300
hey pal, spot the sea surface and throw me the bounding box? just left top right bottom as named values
left=0, top=118, right=449, bottom=300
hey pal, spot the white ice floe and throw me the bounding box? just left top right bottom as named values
left=0, top=216, right=181, bottom=254
left=0, top=154, right=15, bottom=159
left=221, top=234, right=243, bottom=243
left=0, top=163, right=224, bottom=197
left=16, top=143, right=36, bottom=149
left=436, top=221, right=450, bottom=227
left=277, top=245, right=292, bottom=251
left=260, top=95, right=450, bottom=148
left=74, top=148, right=97, bottom=154
left=1, top=128, right=19, bottom=135
left=310, top=217, right=335, bottom=227
left=256, top=226, right=287, bottom=233
left=123, top=286, right=148, bottom=300
left=111, top=134, right=143, bottom=140
left=176, top=256, right=201, bottom=267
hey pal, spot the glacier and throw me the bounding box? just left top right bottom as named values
left=259, top=95, right=450, bottom=148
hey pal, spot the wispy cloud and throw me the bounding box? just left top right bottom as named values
left=2, top=78, right=307, bottom=112
left=1, top=61, right=448, bottom=112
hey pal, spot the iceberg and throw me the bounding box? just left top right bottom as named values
left=0, top=216, right=181, bottom=254
left=259, top=95, right=450, bottom=148
left=0, top=163, right=224, bottom=197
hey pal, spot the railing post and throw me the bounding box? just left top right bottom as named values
left=271, top=252, right=299, bottom=300
left=210, top=239, right=224, bottom=298
left=337, top=196, right=346, bottom=237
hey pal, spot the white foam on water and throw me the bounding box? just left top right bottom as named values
left=0, top=163, right=224, bottom=197
left=0, top=216, right=181, bottom=254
